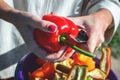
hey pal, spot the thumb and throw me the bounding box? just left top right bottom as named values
left=87, top=34, right=97, bottom=53
left=47, top=25, right=57, bottom=32
left=39, top=20, right=57, bottom=33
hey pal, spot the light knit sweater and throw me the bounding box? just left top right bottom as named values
left=0, top=0, right=120, bottom=78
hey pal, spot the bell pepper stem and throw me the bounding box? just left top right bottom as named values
left=59, top=35, right=95, bottom=58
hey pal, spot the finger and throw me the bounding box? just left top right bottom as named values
left=95, top=43, right=102, bottom=51
left=28, top=14, right=57, bottom=33
left=55, top=48, right=75, bottom=61
left=45, top=46, right=68, bottom=61
left=87, top=33, right=104, bottom=53
left=54, top=49, right=75, bottom=62
left=27, top=39, right=63, bottom=62
left=95, top=35, right=104, bottom=51
left=87, top=33, right=98, bottom=53
left=34, top=20, right=57, bottom=33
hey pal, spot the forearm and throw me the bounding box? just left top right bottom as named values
left=0, top=0, right=18, bottom=24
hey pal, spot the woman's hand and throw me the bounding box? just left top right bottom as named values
left=69, top=9, right=113, bottom=53
left=9, top=10, right=75, bottom=62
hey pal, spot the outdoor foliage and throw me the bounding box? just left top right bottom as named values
left=108, top=26, right=120, bottom=58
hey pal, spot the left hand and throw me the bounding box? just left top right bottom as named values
left=11, top=10, right=74, bottom=62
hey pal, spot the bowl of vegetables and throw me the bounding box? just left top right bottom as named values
left=15, top=46, right=118, bottom=80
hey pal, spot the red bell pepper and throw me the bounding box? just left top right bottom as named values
left=34, top=14, right=79, bottom=53
left=34, top=14, right=94, bottom=58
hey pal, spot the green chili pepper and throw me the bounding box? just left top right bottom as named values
left=68, top=65, right=88, bottom=80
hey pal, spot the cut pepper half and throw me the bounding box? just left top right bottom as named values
left=100, top=46, right=112, bottom=76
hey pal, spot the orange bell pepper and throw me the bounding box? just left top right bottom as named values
left=72, top=53, right=95, bottom=71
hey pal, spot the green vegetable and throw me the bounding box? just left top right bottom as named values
left=55, top=64, right=71, bottom=75
left=86, top=76, right=93, bottom=80
left=54, top=72, right=67, bottom=80
left=68, top=64, right=88, bottom=80
left=100, top=46, right=112, bottom=76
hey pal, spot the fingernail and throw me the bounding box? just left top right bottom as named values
left=48, top=25, right=56, bottom=32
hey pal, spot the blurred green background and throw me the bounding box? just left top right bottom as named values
left=108, top=25, right=120, bottom=78
left=108, top=25, right=120, bottom=58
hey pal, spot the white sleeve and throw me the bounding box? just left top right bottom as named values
left=85, top=0, right=120, bottom=43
